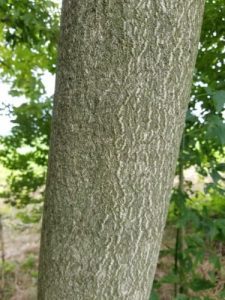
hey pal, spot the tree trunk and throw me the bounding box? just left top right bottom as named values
left=38, top=1, right=205, bottom=299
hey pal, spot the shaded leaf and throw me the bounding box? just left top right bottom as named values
left=190, top=278, right=215, bottom=291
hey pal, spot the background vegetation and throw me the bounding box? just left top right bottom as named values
left=0, top=0, right=225, bottom=299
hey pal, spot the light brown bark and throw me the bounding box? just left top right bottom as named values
left=38, top=1, right=205, bottom=299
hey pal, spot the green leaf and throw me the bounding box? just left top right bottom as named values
left=208, top=224, right=218, bottom=240
left=212, top=90, right=225, bottom=112
left=161, top=273, right=179, bottom=284
left=206, top=116, right=225, bottom=145
left=219, top=288, right=225, bottom=299
left=210, top=169, right=222, bottom=183
left=216, top=163, right=225, bottom=172
left=189, top=278, right=215, bottom=291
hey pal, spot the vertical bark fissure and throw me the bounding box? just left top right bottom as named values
left=38, top=1, right=205, bottom=299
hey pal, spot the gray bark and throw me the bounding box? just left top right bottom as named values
left=38, top=1, right=205, bottom=299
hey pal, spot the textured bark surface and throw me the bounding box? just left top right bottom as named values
left=38, top=1, right=205, bottom=299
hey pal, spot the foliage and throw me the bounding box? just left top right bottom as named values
left=0, top=99, right=51, bottom=207
left=0, top=0, right=225, bottom=299
left=0, top=0, right=59, bottom=98
left=0, top=0, right=58, bottom=209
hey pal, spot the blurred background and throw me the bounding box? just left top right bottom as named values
left=0, top=1, right=225, bottom=299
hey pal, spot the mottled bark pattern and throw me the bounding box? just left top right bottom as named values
left=38, top=1, right=205, bottom=299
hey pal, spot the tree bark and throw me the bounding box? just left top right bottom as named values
left=38, top=1, right=205, bottom=299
